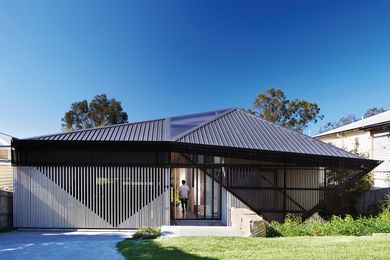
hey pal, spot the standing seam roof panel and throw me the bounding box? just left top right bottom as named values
left=106, top=127, right=116, bottom=140
left=28, top=118, right=166, bottom=142
left=261, top=117, right=301, bottom=153
left=118, top=125, right=128, bottom=141
left=101, top=128, right=111, bottom=141
left=128, top=124, right=138, bottom=140
left=177, top=109, right=360, bottom=158
left=218, top=115, right=241, bottom=148
left=208, top=122, right=222, bottom=148
left=115, top=126, right=124, bottom=140
left=110, top=126, right=121, bottom=141
left=123, top=124, right=133, bottom=141
left=229, top=112, right=254, bottom=149
left=240, top=112, right=270, bottom=150
left=243, top=114, right=278, bottom=151
left=213, top=116, right=230, bottom=147
left=244, top=113, right=280, bottom=151
left=97, top=128, right=108, bottom=140
left=138, top=123, right=146, bottom=141
left=211, top=117, right=229, bottom=147
left=265, top=120, right=303, bottom=153
left=147, top=121, right=154, bottom=141
left=240, top=113, right=270, bottom=150
left=77, top=130, right=88, bottom=140
left=70, top=131, right=82, bottom=141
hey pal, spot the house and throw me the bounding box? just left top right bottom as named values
left=0, top=133, right=13, bottom=192
left=11, top=108, right=379, bottom=229
left=315, top=110, right=390, bottom=189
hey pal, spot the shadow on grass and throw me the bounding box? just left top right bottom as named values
left=117, top=239, right=216, bottom=260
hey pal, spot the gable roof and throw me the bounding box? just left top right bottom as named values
left=316, top=110, right=390, bottom=137
left=21, top=108, right=360, bottom=159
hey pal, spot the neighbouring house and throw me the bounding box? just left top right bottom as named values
left=0, top=133, right=13, bottom=192
left=316, top=110, right=390, bottom=189
left=11, top=108, right=379, bottom=229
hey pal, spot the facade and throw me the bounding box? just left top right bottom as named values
left=316, top=110, right=390, bottom=189
left=12, top=108, right=379, bottom=229
left=0, top=133, right=13, bottom=192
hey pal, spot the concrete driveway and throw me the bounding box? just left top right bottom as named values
left=0, top=230, right=134, bottom=260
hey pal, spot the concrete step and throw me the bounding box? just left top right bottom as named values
left=161, top=225, right=244, bottom=237
left=171, top=219, right=223, bottom=226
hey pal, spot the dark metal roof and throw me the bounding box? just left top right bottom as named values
left=30, top=119, right=166, bottom=141
left=175, top=109, right=360, bottom=159
left=22, top=108, right=361, bottom=159
left=26, top=109, right=233, bottom=142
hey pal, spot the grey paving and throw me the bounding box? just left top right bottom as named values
left=0, top=230, right=134, bottom=260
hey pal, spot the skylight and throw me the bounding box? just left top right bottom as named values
left=169, top=108, right=232, bottom=139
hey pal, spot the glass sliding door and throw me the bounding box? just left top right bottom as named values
left=171, top=168, right=221, bottom=220
left=205, top=174, right=213, bottom=218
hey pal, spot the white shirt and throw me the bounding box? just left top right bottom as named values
left=179, top=184, right=190, bottom=199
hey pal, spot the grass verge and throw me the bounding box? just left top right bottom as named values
left=117, top=235, right=390, bottom=259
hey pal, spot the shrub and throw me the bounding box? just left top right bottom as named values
left=267, top=198, right=390, bottom=237
left=132, top=227, right=161, bottom=239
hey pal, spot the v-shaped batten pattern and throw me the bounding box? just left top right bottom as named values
left=36, top=166, right=168, bottom=227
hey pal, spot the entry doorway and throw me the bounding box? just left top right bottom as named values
left=171, top=168, right=222, bottom=220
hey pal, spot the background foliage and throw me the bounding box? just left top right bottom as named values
left=62, top=94, right=128, bottom=131
left=248, top=87, right=323, bottom=132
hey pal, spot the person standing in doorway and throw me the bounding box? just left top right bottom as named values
left=179, top=180, right=190, bottom=213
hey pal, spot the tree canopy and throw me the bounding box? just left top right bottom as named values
left=319, top=107, right=387, bottom=133
left=248, top=87, right=323, bottom=132
left=363, top=107, right=386, bottom=118
left=62, top=94, right=128, bottom=131
left=319, top=114, right=358, bottom=133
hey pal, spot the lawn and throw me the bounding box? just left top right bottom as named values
left=117, top=235, right=390, bottom=259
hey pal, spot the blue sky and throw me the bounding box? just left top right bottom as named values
left=1, top=0, right=389, bottom=138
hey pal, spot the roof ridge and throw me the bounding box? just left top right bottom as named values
left=25, top=118, right=165, bottom=140
left=237, top=109, right=361, bottom=158
left=173, top=108, right=237, bottom=141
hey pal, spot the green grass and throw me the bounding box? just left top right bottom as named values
left=117, top=235, right=390, bottom=259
